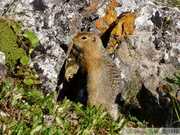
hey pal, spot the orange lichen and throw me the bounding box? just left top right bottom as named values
left=94, top=10, right=117, bottom=35
left=84, top=0, right=99, bottom=15
left=105, top=11, right=117, bottom=25
left=94, top=0, right=118, bottom=35
left=94, top=2, right=138, bottom=51
left=110, top=12, right=139, bottom=45
left=107, top=0, right=119, bottom=11
left=86, top=0, right=119, bottom=13
left=89, top=0, right=98, bottom=8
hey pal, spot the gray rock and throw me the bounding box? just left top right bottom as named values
left=0, top=0, right=89, bottom=94
left=0, top=52, right=6, bottom=84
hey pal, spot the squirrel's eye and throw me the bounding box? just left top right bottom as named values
left=81, top=36, right=87, bottom=40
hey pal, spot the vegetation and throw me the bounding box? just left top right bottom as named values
left=1, top=72, right=179, bottom=134
left=169, top=72, right=180, bottom=124
left=0, top=80, right=129, bottom=134
left=0, top=16, right=40, bottom=86
left=0, top=17, right=25, bottom=71
left=0, top=17, right=39, bottom=72
left=168, top=0, right=180, bottom=9
left=157, top=0, right=180, bottom=9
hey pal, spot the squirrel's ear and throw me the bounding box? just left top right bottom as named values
left=92, top=36, right=96, bottom=42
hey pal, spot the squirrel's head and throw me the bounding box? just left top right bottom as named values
left=73, top=32, right=103, bottom=53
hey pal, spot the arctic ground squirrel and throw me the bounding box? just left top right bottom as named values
left=73, top=32, right=121, bottom=120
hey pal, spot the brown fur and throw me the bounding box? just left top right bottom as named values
left=73, top=32, right=121, bottom=120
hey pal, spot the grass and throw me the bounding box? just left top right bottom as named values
left=3, top=71, right=180, bottom=134
left=168, top=0, right=180, bottom=9
left=0, top=79, right=129, bottom=135
left=156, top=0, right=180, bottom=9
left=169, top=71, right=180, bottom=125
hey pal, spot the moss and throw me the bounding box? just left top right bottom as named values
left=0, top=17, right=26, bottom=71
left=168, top=0, right=180, bottom=9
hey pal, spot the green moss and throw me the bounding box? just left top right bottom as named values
left=0, top=17, right=26, bottom=71
left=168, top=0, right=180, bottom=9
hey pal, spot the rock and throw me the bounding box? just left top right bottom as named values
left=115, top=0, right=179, bottom=126
left=143, top=75, right=160, bottom=101
left=0, top=52, right=6, bottom=84
left=0, top=0, right=89, bottom=94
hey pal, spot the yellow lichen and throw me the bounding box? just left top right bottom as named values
left=110, top=12, right=139, bottom=45
left=107, top=0, right=119, bottom=11
left=94, top=0, right=138, bottom=52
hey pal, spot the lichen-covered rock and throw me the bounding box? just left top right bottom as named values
left=0, top=0, right=179, bottom=126
left=0, top=0, right=89, bottom=94
left=115, top=0, right=180, bottom=126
